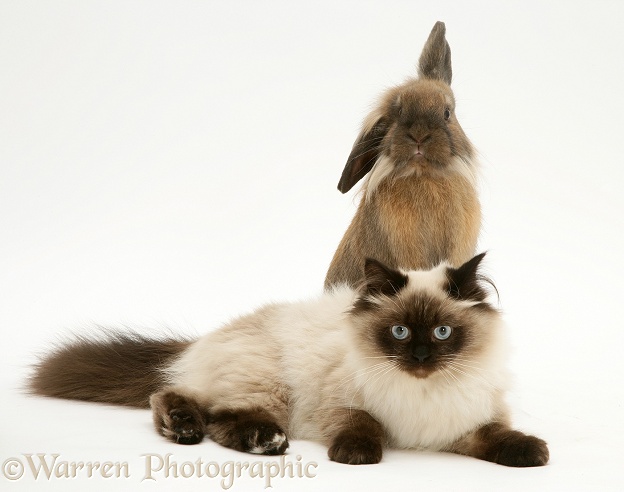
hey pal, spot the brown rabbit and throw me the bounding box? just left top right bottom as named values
left=325, top=22, right=481, bottom=289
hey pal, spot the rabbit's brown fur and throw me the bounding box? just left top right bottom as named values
left=325, top=22, right=480, bottom=288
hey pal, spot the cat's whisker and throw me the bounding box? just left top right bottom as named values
left=396, top=291, right=408, bottom=311
left=437, top=366, right=452, bottom=386
left=445, top=363, right=496, bottom=389
left=447, top=360, right=486, bottom=371
left=397, top=295, right=409, bottom=314
left=440, top=366, right=462, bottom=386
left=388, top=289, right=408, bottom=312
left=378, top=293, right=403, bottom=314
left=332, top=361, right=396, bottom=398
left=440, top=356, right=484, bottom=369
left=368, top=361, right=399, bottom=386
left=439, top=354, right=485, bottom=366
left=443, top=358, right=492, bottom=379
left=359, top=362, right=398, bottom=387
left=345, top=362, right=390, bottom=381
left=445, top=354, right=480, bottom=362
left=360, top=355, right=399, bottom=360
left=440, top=356, right=498, bottom=391
left=338, top=361, right=390, bottom=381
left=342, top=365, right=396, bottom=408
left=344, top=360, right=397, bottom=393
left=347, top=361, right=399, bottom=413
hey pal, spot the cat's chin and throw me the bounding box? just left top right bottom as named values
left=410, top=367, right=433, bottom=379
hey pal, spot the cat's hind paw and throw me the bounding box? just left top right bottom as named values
left=150, top=390, right=206, bottom=445
left=167, top=407, right=205, bottom=445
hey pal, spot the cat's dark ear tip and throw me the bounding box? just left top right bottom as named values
left=473, top=251, right=487, bottom=266
left=472, top=251, right=489, bottom=274
left=363, top=257, right=394, bottom=275
left=445, top=251, right=487, bottom=274
left=363, top=258, right=400, bottom=279
left=364, top=257, right=384, bottom=268
left=468, top=251, right=488, bottom=267
left=362, top=258, right=409, bottom=297
left=445, top=252, right=494, bottom=303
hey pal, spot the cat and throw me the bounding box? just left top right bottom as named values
left=28, top=253, right=548, bottom=467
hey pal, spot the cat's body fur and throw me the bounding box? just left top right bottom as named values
left=168, top=283, right=506, bottom=451
left=29, top=255, right=548, bottom=467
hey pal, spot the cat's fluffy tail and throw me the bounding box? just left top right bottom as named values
left=28, top=331, right=192, bottom=408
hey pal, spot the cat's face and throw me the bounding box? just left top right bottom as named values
left=353, top=253, right=500, bottom=379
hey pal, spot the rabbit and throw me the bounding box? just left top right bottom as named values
left=325, top=21, right=481, bottom=289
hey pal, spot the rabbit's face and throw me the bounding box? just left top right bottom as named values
left=384, top=79, right=471, bottom=171
left=337, top=22, right=476, bottom=194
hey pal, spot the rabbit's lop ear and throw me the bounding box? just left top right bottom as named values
left=418, top=21, right=452, bottom=85
left=337, top=118, right=388, bottom=193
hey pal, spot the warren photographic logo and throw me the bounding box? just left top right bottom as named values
left=2, top=453, right=318, bottom=489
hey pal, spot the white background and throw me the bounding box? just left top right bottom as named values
left=1, top=1, right=623, bottom=490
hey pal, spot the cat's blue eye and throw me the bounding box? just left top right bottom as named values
left=391, top=325, right=410, bottom=340
left=433, top=325, right=452, bottom=340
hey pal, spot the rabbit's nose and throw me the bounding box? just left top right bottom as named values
left=416, top=133, right=431, bottom=144
left=408, top=132, right=431, bottom=145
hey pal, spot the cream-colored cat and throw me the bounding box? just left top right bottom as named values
left=29, top=254, right=548, bottom=467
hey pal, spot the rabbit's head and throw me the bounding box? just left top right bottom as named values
left=338, top=22, right=475, bottom=194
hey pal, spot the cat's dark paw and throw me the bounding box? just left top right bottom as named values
left=207, top=409, right=289, bottom=455
left=328, top=433, right=383, bottom=465
left=168, top=407, right=205, bottom=445
left=488, top=433, right=549, bottom=467
left=150, top=390, right=206, bottom=445
left=242, top=422, right=289, bottom=455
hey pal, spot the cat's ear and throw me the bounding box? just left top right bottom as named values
left=363, top=258, right=409, bottom=297
left=445, top=252, right=493, bottom=302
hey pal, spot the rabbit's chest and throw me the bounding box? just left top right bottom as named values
left=375, top=172, right=480, bottom=268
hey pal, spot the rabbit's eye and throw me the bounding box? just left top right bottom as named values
left=444, top=108, right=451, bottom=121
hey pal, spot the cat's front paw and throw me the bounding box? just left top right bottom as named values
left=488, top=433, right=549, bottom=467
left=245, top=423, right=289, bottom=455
left=328, top=432, right=383, bottom=465
left=207, top=409, right=289, bottom=455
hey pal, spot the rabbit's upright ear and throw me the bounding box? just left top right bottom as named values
left=418, top=21, right=452, bottom=85
left=337, top=117, right=388, bottom=193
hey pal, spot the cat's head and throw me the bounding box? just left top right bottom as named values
left=352, top=253, right=502, bottom=379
